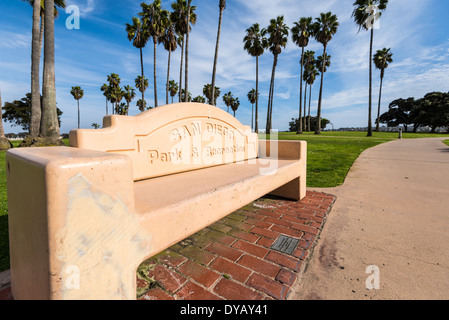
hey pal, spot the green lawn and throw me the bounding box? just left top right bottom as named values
left=444, top=140, right=449, bottom=147
left=0, top=133, right=446, bottom=272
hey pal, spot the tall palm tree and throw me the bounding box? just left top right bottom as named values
left=107, top=73, right=121, bottom=114
left=312, top=12, right=339, bottom=135
left=140, top=0, right=170, bottom=108
left=265, top=16, right=289, bottom=133
left=25, top=0, right=65, bottom=137
left=169, top=80, right=179, bottom=103
left=135, top=75, right=149, bottom=110
left=222, top=91, right=233, bottom=113
left=184, top=0, right=193, bottom=102
left=291, top=17, right=313, bottom=135
left=352, top=0, right=388, bottom=136
left=171, top=0, right=196, bottom=103
left=162, top=22, right=178, bottom=105
left=302, top=50, right=315, bottom=130
left=305, top=63, right=319, bottom=132
left=203, top=84, right=220, bottom=106
left=70, top=86, right=84, bottom=129
left=243, top=23, right=268, bottom=133
left=247, top=89, right=258, bottom=131
left=374, top=47, right=393, bottom=131
left=231, top=97, right=240, bottom=117
left=100, top=83, right=110, bottom=115
left=40, top=0, right=60, bottom=138
left=123, top=85, right=136, bottom=116
left=210, top=0, right=226, bottom=106
left=126, top=16, right=150, bottom=108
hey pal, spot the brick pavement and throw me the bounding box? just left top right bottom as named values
left=0, top=191, right=335, bottom=300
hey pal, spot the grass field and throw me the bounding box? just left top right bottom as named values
left=444, top=140, right=449, bottom=147
left=0, top=132, right=447, bottom=272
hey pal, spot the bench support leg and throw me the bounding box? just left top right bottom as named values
left=269, top=176, right=306, bottom=201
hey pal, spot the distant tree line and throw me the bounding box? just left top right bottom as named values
left=289, top=117, right=330, bottom=133
left=378, top=92, right=449, bottom=133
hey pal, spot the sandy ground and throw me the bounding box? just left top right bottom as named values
left=291, top=138, right=449, bottom=300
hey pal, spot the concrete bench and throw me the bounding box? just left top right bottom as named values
left=6, top=103, right=307, bottom=300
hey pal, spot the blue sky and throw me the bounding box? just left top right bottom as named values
left=1, top=0, right=449, bottom=134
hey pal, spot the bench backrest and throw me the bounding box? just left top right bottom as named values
left=69, top=103, right=259, bottom=181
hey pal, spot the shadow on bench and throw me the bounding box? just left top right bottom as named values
left=6, top=103, right=306, bottom=300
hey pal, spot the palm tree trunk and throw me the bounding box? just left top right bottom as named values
left=268, top=54, right=278, bottom=133
left=140, top=47, right=145, bottom=109
left=184, top=0, right=191, bottom=102
left=153, top=39, right=158, bottom=108
left=376, top=71, right=384, bottom=132
left=308, top=84, right=312, bottom=132
left=179, top=37, right=184, bottom=103
left=211, top=8, right=224, bottom=106
left=367, top=28, right=374, bottom=137
left=41, top=0, right=59, bottom=138
left=77, top=100, right=80, bottom=129
left=105, top=97, right=108, bottom=116
left=30, top=0, right=42, bottom=137
left=303, top=82, right=307, bottom=131
left=251, top=103, right=254, bottom=131
left=255, top=56, right=259, bottom=133
left=315, top=44, right=327, bottom=135
left=266, top=56, right=276, bottom=134
left=297, top=47, right=304, bottom=134
left=166, top=45, right=171, bottom=105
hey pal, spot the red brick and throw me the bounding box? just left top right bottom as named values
left=245, top=217, right=273, bottom=229
left=291, top=223, right=319, bottom=235
left=179, top=245, right=217, bottom=265
left=178, top=260, right=220, bottom=288
left=246, top=273, right=289, bottom=300
left=273, top=208, right=299, bottom=217
left=270, top=225, right=303, bottom=238
left=210, top=257, right=252, bottom=283
left=222, top=218, right=253, bottom=232
left=147, top=265, right=187, bottom=293
left=140, top=288, right=174, bottom=300
left=175, top=281, right=222, bottom=300
left=276, top=269, right=297, bottom=286
left=228, top=228, right=260, bottom=243
left=237, top=254, right=280, bottom=278
left=293, top=248, right=309, bottom=260
left=251, top=226, right=280, bottom=240
left=0, top=286, right=12, bottom=300
left=282, top=215, right=306, bottom=224
left=257, top=209, right=282, bottom=219
left=213, top=278, right=263, bottom=300
left=204, top=230, right=236, bottom=246
left=206, top=242, right=243, bottom=262
left=264, top=216, right=292, bottom=228
left=257, top=237, right=275, bottom=248
left=265, top=251, right=302, bottom=272
left=232, top=240, right=269, bottom=258
left=153, top=249, right=188, bottom=268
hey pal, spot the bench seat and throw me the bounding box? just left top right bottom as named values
left=134, top=158, right=305, bottom=257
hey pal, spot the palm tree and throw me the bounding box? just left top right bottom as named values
left=91, top=123, right=100, bottom=129
left=0, top=89, right=11, bottom=150
left=374, top=47, right=393, bottom=131
left=70, top=86, right=84, bottom=129
left=291, top=17, right=313, bottom=135
left=123, top=85, right=136, bottom=115
left=210, top=0, right=226, bottom=106
left=203, top=84, right=220, bottom=106
left=265, top=16, right=289, bottom=133
left=247, top=89, right=258, bottom=131
left=180, top=89, right=191, bottom=102
left=135, top=75, right=149, bottom=109
left=140, top=0, right=170, bottom=108
left=126, top=16, right=150, bottom=108
left=192, top=95, right=206, bottom=103
left=305, top=64, right=319, bottom=132
left=312, top=12, right=339, bottom=135
left=231, top=97, right=240, bottom=117
left=162, top=22, right=178, bottom=105
left=25, top=0, right=65, bottom=137
left=171, top=0, right=197, bottom=103
left=41, top=0, right=61, bottom=138
left=137, top=99, right=148, bottom=111
left=222, top=91, right=233, bottom=113
left=107, top=73, right=121, bottom=114
left=352, top=0, right=388, bottom=136
left=302, top=50, right=315, bottom=130
left=100, top=83, right=110, bottom=115
left=243, top=23, right=268, bottom=134
left=169, top=80, right=179, bottom=103
left=184, top=0, right=193, bottom=102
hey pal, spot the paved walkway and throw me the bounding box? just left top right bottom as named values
left=291, top=138, right=449, bottom=300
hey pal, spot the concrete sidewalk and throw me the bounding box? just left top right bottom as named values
left=291, top=138, right=449, bottom=300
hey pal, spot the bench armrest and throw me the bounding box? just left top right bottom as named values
left=258, top=140, right=307, bottom=161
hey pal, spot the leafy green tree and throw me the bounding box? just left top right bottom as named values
left=373, top=47, right=393, bottom=131
left=292, top=17, right=313, bottom=134
left=70, top=86, right=84, bottom=128
left=243, top=23, right=268, bottom=133
left=312, top=12, right=339, bottom=135
left=289, top=116, right=329, bottom=132
left=352, top=0, right=389, bottom=136
left=379, top=97, right=415, bottom=132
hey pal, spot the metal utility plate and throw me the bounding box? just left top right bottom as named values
left=271, top=235, right=299, bottom=255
